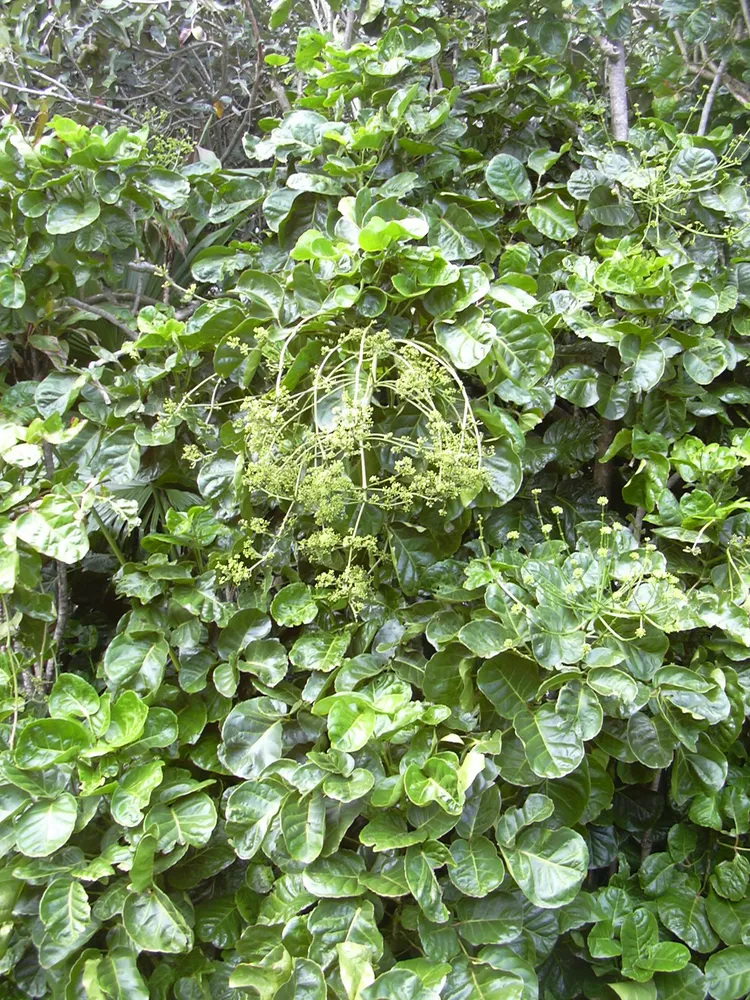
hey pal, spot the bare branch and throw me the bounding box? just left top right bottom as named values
left=41, top=441, right=70, bottom=687
left=697, top=56, right=728, bottom=135
left=269, top=78, right=292, bottom=113
left=599, top=37, right=629, bottom=141
left=593, top=419, right=616, bottom=496
left=675, top=31, right=750, bottom=106
left=0, top=80, right=142, bottom=126
left=741, top=0, right=750, bottom=37
left=64, top=297, right=137, bottom=339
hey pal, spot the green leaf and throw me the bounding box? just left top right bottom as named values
left=404, top=755, right=463, bottom=814
left=143, top=168, right=190, bottom=208
left=290, top=629, right=350, bottom=672
left=123, top=886, right=193, bottom=953
left=657, top=885, right=719, bottom=953
left=271, top=583, right=318, bottom=627
left=15, top=718, right=91, bottom=768
left=307, top=899, right=383, bottom=968
left=443, top=957, right=524, bottom=1000
left=46, top=197, right=100, bottom=234
left=495, top=794, right=555, bottom=847
left=477, top=653, right=539, bottom=719
left=103, top=633, right=168, bottom=689
left=15, top=496, right=89, bottom=563
left=513, top=704, right=584, bottom=778
left=39, top=877, right=90, bottom=943
left=405, top=845, right=449, bottom=923
left=429, top=205, right=484, bottom=261
left=327, top=699, right=376, bottom=753
left=241, top=638, right=288, bottom=686
left=219, top=699, right=284, bottom=777
left=303, top=852, right=365, bottom=898
left=14, top=793, right=78, bottom=857
left=705, top=947, right=750, bottom=1000
left=527, top=193, right=577, bottom=241
left=195, top=896, right=242, bottom=948
left=281, top=791, right=326, bottom=862
left=449, top=837, right=505, bottom=897
left=388, top=525, right=444, bottom=597
left=609, top=984, right=657, bottom=1000
left=110, top=760, right=165, bottom=826
left=486, top=154, right=532, bottom=204
left=0, top=271, right=25, bottom=309
left=276, top=959, right=327, bottom=1000
left=49, top=674, right=100, bottom=720
left=145, top=792, right=218, bottom=851
left=500, top=825, right=588, bottom=908
left=236, top=269, right=285, bottom=318
left=98, top=947, right=149, bottom=1000
left=455, top=893, right=523, bottom=947
left=104, top=690, right=149, bottom=747
left=491, top=309, right=554, bottom=387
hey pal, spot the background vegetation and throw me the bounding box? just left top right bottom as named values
left=2, top=1, right=750, bottom=998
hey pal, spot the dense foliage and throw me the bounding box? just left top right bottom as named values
left=3, top=1, right=750, bottom=999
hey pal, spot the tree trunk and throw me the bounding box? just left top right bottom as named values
left=607, top=39, right=628, bottom=141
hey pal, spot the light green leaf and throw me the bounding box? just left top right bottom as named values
left=46, top=197, right=100, bottom=234
left=39, top=877, right=90, bottom=943
left=405, top=845, right=449, bottom=923
left=123, top=886, right=193, bottom=953
left=281, top=790, right=326, bottom=862
left=486, top=154, right=532, bottom=204
left=219, top=699, right=284, bottom=778
left=271, top=583, right=318, bottom=627
left=15, top=496, right=89, bottom=564
left=527, top=193, right=577, bottom=241
left=449, top=837, right=505, bottom=897
left=706, top=945, right=750, bottom=1000
left=513, top=704, right=585, bottom=779
left=15, top=793, right=78, bottom=857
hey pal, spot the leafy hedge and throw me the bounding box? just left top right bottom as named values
left=2, top=4, right=750, bottom=1000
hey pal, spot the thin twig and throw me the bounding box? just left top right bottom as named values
left=633, top=506, right=645, bottom=542
left=742, top=0, right=750, bottom=37
left=132, top=271, right=145, bottom=315
left=128, top=261, right=206, bottom=303
left=674, top=32, right=750, bottom=106
left=343, top=2, right=361, bottom=49
left=269, top=79, right=292, bottom=113
left=41, top=442, right=70, bottom=687
left=640, top=771, right=662, bottom=861
left=0, top=80, right=142, bottom=126
left=64, top=297, right=137, bottom=339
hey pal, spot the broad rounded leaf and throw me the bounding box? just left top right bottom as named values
left=123, top=886, right=194, bottom=953
left=501, top=825, right=588, bottom=908
left=14, top=794, right=78, bottom=857
left=486, top=154, right=532, bottom=204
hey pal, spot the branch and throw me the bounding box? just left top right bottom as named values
left=269, top=78, right=292, bottom=113
left=64, top=297, right=137, bottom=339
left=697, top=56, right=728, bottom=135
left=343, top=1, right=361, bottom=49
left=741, top=0, right=750, bottom=37
left=0, top=80, right=142, bottom=127
left=128, top=261, right=206, bottom=304
left=597, top=37, right=629, bottom=141
left=674, top=32, right=750, bottom=106
left=593, top=419, right=616, bottom=497
left=41, top=441, right=70, bottom=687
